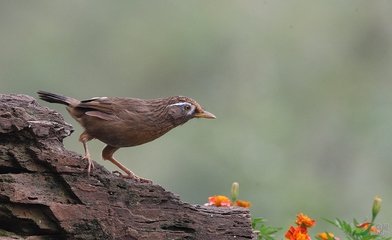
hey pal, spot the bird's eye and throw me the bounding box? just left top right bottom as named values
left=184, top=104, right=191, bottom=111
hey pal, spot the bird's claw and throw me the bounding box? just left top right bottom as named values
left=82, top=154, right=94, bottom=175
left=112, top=171, right=152, bottom=184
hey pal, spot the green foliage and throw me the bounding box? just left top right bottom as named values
left=251, top=196, right=391, bottom=240
left=252, top=217, right=282, bottom=240
left=323, top=218, right=391, bottom=240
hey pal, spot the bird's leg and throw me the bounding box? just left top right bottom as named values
left=102, top=145, right=152, bottom=183
left=79, top=131, right=94, bottom=175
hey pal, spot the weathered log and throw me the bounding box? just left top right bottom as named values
left=0, top=94, right=255, bottom=240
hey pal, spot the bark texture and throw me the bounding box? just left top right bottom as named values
left=0, top=94, right=255, bottom=240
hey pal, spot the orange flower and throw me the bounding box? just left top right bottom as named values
left=317, top=232, right=336, bottom=240
left=208, top=195, right=232, bottom=207
left=296, top=213, right=316, bottom=228
left=235, top=200, right=251, bottom=208
left=357, top=222, right=380, bottom=234
left=285, top=226, right=310, bottom=240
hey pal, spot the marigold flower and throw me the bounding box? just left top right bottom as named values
left=317, top=232, right=336, bottom=240
left=285, top=226, right=310, bottom=240
left=235, top=200, right=251, bottom=208
left=357, top=222, right=380, bottom=234
left=296, top=213, right=316, bottom=228
left=208, top=195, right=232, bottom=207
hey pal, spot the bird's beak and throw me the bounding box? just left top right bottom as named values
left=194, top=110, right=216, bottom=119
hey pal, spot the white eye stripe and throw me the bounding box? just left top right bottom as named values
left=168, top=102, right=192, bottom=108
left=91, top=97, right=108, bottom=100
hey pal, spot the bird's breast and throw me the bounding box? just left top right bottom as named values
left=82, top=114, right=176, bottom=147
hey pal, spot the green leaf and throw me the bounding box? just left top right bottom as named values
left=252, top=217, right=281, bottom=240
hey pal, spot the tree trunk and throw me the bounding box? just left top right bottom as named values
left=0, top=94, right=256, bottom=240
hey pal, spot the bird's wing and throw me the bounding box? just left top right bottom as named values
left=84, top=111, right=116, bottom=121
left=76, top=97, right=119, bottom=120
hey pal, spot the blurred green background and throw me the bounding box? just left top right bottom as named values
left=1, top=1, right=391, bottom=234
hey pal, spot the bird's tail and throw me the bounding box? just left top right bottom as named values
left=37, top=90, right=79, bottom=106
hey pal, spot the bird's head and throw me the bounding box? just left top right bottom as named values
left=166, top=96, right=216, bottom=125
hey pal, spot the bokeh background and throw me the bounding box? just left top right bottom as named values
left=1, top=1, right=391, bottom=235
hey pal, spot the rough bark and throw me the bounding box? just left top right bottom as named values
left=0, top=94, right=255, bottom=240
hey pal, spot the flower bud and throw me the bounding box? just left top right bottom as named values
left=372, top=196, right=382, bottom=221
left=231, top=182, right=239, bottom=202
left=317, top=232, right=335, bottom=240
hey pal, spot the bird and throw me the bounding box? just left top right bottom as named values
left=37, top=90, right=216, bottom=182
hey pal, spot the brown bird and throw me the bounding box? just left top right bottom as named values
left=37, top=90, right=216, bottom=182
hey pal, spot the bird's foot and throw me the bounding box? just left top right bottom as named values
left=82, top=154, right=94, bottom=175
left=112, top=170, right=152, bottom=184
